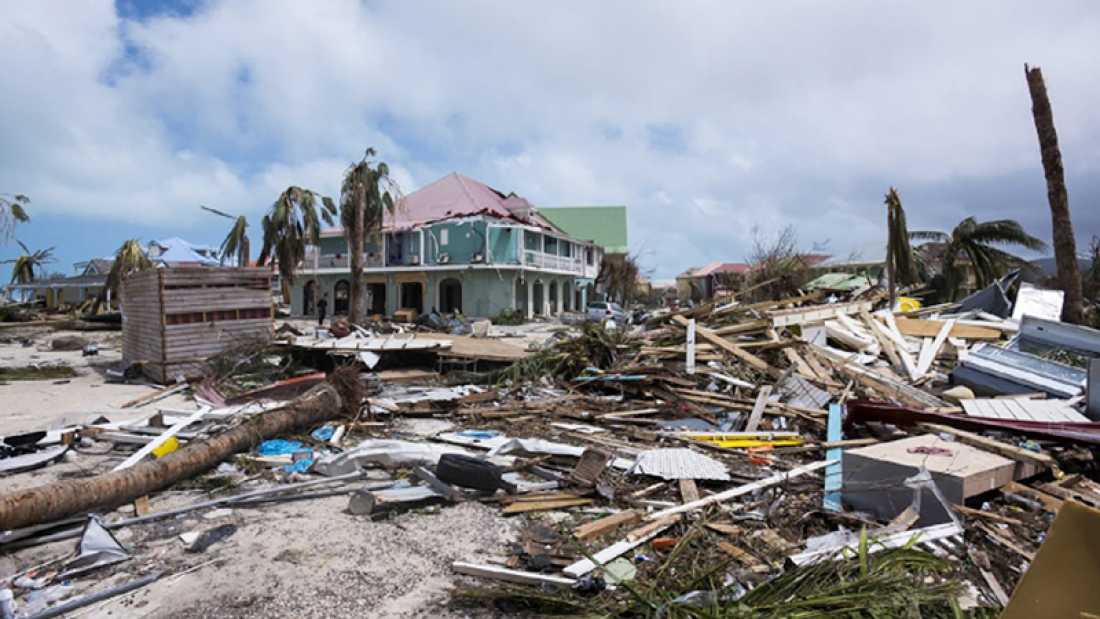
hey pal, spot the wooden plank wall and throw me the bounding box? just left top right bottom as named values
left=123, top=268, right=273, bottom=383
left=122, top=270, right=165, bottom=379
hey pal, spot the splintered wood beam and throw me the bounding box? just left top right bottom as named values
left=574, top=510, right=642, bottom=540
left=671, top=315, right=778, bottom=377
left=744, top=386, right=773, bottom=432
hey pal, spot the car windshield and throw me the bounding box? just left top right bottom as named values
left=588, top=303, right=608, bottom=310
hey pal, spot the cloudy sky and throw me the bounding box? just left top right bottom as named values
left=2, top=0, right=1098, bottom=282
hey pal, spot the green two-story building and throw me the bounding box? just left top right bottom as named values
left=290, top=173, right=610, bottom=319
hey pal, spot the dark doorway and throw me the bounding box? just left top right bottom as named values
left=440, top=278, right=462, bottom=314
left=303, top=280, right=317, bottom=316
left=548, top=281, right=558, bottom=315
left=400, top=282, right=424, bottom=314
left=515, top=278, right=527, bottom=315
left=532, top=281, right=544, bottom=316
left=334, top=280, right=350, bottom=315
left=367, top=283, right=386, bottom=315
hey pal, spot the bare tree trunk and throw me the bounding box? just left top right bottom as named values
left=348, top=189, right=366, bottom=325
left=1025, top=64, right=1084, bottom=324
left=0, top=384, right=343, bottom=531
left=886, top=204, right=897, bottom=308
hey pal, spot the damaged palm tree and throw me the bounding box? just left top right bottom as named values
left=201, top=205, right=251, bottom=268
left=257, top=186, right=337, bottom=304
left=340, top=148, right=399, bottom=324
left=884, top=187, right=921, bottom=307
left=90, top=239, right=153, bottom=313
left=0, top=193, right=30, bottom=243
left=1025, top=64, right=1084, bottom=324
left=0, top=376, right=361, bottom=531
left=2, top=241, right=54, bottom=285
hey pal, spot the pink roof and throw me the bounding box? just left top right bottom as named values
left=385, top=172, right=556, bottom=231
left=692, top=261, right=751, bottom=277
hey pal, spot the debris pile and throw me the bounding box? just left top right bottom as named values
left=1, top=282, right=1099, bottom=617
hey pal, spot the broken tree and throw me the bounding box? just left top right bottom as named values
left=0, top=382, right=350, bottom=530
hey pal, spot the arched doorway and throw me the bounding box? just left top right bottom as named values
left=548, top=281, right=559, bottom=315
left=333, top=280, right=350, bottom=315
left=303, top=280, right=317, bottom=316
left=532, top=281, right=544, bottom=316
left=563, top=281, right=573, bottom=312
left=440, top=278, right=462, bottom=314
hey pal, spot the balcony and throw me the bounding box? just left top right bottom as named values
left=524, top=251, right=583, bottom=273
left=302, top=248, right=383, bottom=271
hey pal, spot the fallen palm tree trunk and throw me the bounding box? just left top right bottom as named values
left=0, top=382, right=345, bottom=531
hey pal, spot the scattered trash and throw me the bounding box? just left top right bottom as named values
left=186, top=524, right=238, bottom=553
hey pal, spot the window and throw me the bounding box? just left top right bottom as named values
left=440, top=228, right=449, bottom=246
left=586, top=248, right=595, bottom=266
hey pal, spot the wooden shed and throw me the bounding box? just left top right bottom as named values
left=122, top=267, right=274, bottom=383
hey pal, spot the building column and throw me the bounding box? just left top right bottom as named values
left=526, top=276, right=534, bottom=320
left=556, top=278, right=565, bottom=316
left=581, top=286, right=588, bottom=310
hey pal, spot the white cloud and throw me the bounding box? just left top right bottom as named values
left=2, top=0, right=1099, bottom=277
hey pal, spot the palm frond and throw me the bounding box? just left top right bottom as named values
left=966, top=219, right=1048, bottom=252
left=908, top=230, right=949, bottom=242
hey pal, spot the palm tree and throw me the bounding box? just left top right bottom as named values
left=884, top=187, right=922, bottom=306
left=340, top=148, right=398, bottom=324
left=1025, top=64, right=1084, bottom=324
left=3, top=241, right=54, bottom=285
left=911, top=218, right=1047, bottom=301
left=257, top=186, right=336, bottom=303
left=0, top=194, right=31, bottom=243
left=201, top=206, right=250, bottom=267
left=89, top=239, right=154, bottom=313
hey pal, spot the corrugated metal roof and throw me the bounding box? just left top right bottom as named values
left=629, top=448, right=730, bottom=481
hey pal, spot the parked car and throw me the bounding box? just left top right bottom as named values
left=587, top=301, right=626, bottom=323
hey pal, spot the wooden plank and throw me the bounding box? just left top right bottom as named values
left=915, top=319, right=954, bottom=377
left=678, top=479, right=700, bottom=503
left=1003, top=481, right=1063, bottom=513
left=717, top=540, right=763, bottom=567
left=452, top=562, right=575, bottom=587
left=672, top=315, right=777, bottom=377
left=824, top=403, right=843, bottom=511
left=648, top=459, right=834, bottom=521
left=918, top=423, right=1054, bottom=467
left=895, top=317, right=1001, bottom=340
left=112, top=408, right=207, bottom=471
left=574, top=510, right=641, bottom=541
left=563, top=515, right=679, bottom=577
left=744, top=386, right=772, bottom=432
left=501, top=498, right=592, bottom=514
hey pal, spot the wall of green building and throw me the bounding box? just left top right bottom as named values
left=423, top=220, right=487, bottom=266
left=489, top=227, right=518, bottom=263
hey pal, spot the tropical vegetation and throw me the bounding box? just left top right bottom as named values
left=2, top=241, right=54, bottom=285
left=201, top=205, right=250, bottom=267
left=911, top=217, right=1047, bottom=301
left=0, top=194, right=31, bottom=243
left=257, top=187, right=336, bottom=303
left=340, top=148, right=398, bottom=324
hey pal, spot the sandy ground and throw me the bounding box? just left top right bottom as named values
left=0, top=326, right=192, bottom=434
left=0, top=328, right=527, bottom=618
